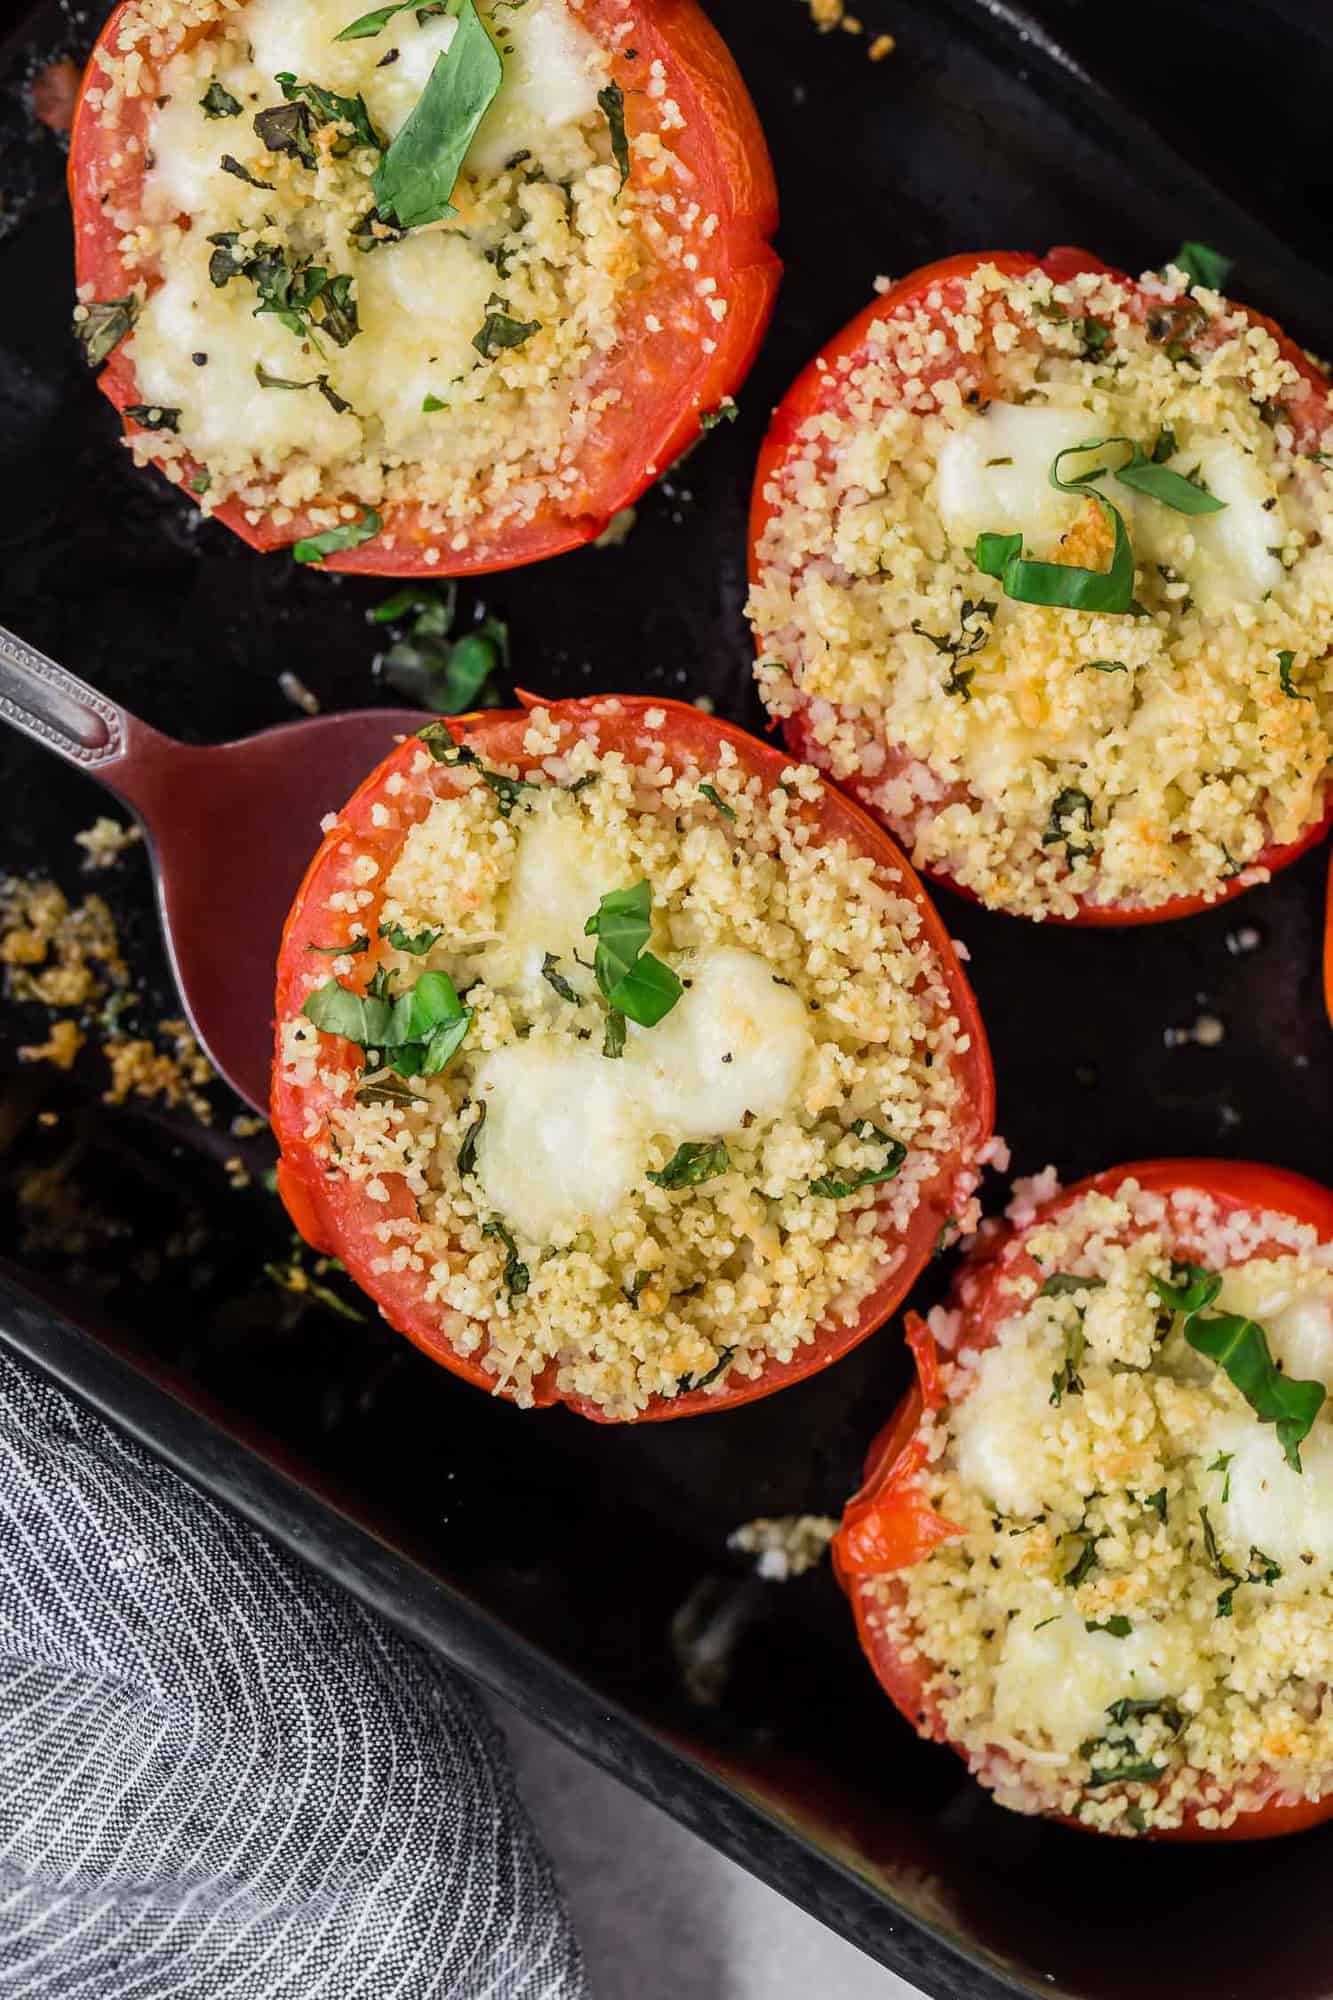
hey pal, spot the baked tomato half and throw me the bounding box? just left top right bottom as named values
left=835, top=1157, right=1333, bottom=1838
left=748, top=247, right=1333, bottom=924
left=69, top=0, right=779, bottom=575
left=272, top=694, right=994, bottom=1421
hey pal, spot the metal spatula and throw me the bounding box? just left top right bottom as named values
left=0, top=623, right=420, bottom=1115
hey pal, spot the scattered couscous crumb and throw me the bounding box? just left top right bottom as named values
left=857, top=1175, right=1333, bottom=1835
left=74, top=815, right=142, bottom=871
left=18, top=1019, right=85, bottom=1072
left=730, top=1513, right=838, bottom=1579
left=868, top=32, right=896, bottom=59
left=103, top=1017, right=216, bottom=1123
left=278, top=671, right=321, bottom=717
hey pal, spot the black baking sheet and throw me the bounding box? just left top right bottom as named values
left=2, top=1, right=1333, bottom=1995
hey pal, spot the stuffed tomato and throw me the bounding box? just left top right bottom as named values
left=271, top=695, right=994, bottom=1421
left=835, top=1158, right=1333, bottom=1838
left=748, top=247, right=1333, bottom=922
left=69, top=0, right=779, bottom=574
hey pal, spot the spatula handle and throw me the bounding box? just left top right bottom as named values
left=0, top=622, right=177, bottom=811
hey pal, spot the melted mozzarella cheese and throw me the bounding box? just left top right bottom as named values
left=933, top=405, right=1107, bottom=554
left=1217, top=1265, right=1333, bottom=1390
left=1202, top=1414, right=1333, bottom=1580
left=481, top=795, right=608, bottom=998
left=628, top=947, right=812, bottom=1139
left=951, top=1337, right=1059, bottom=1519
left=1173, top=439, right=1284, bottom=610
left=472, top=1039, right=648, bottom=1241
left=992, top=1612, right=1167, bottom=1755
left=465, top=0, right=599, bottom=175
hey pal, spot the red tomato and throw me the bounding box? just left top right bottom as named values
left=271, top=695, right=995, bottom=1421
left=68, top=0, right=780, bottom=575
left=749, top=248, right=1333, bottom=925
left=833, top=1157, right=1333, bottom=1839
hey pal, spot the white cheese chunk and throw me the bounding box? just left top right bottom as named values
left=472, top=1039, right=648, bottom=1242
left=992, top=1611, right=1167, bottom=1755
left=481, top=794, right=609, bottom=998
left=1202, top=1413, right=1333, bottom=1581
left=951, top=1335, right=1060, bottom=1519
left=628, top=947, right=811, bottom=1139
left=933, top=405, right=1107, bottom=554
left=1173, top=438, right=1284, bottom=610
left=1216, top=1265, right=1333, bottom=1391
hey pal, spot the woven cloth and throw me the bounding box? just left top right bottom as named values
left=0, top=1343, right=588, bottom=1999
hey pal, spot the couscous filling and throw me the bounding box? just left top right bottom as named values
left=748, top=259, right=1333, bottom=917
left=875, top=1178, right=1333, bottom=1833
left=277, top=709, right=976, bottom=1417
left=76, top=0, right=715, bottom=550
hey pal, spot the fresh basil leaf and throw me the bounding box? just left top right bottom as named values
left=276, top=72, right=383, bottom=153
left=457, top=1099, right=486, bottom=1177
left=315, top=271, right=359, bottom=346
left=583, top=881, right=682, bottom=1027
left=416, top=724, right=536, bottom=813
left=972, top=436, right=1138, bottom=615
left=220, top=153, right=274, bottom=188
left=541, top=953, right=580, bottom=1004
left=254, top=99, right=317, bottom=165
left=809, top=1122, right=907, bottom=1199
left=483, top=1214, right=529, bottom=1295
left=373, top=581, right=457, bottom=630
left=372, top=0, right=501, bottom=228
left=74, top=295, right=138, bottom=368
left=472, top=305, right=541, bottom=358
left=700, top=401, right=738, bottom=431
left=597, top=79, right=629, bottom=194
left=1041, top=1272, right=1105, bottom=1297
left=682, top=1344, right=737, bottom=1392
left=303, top=966, right=471, bottom=1077
left=1187, top=1312, right=1326, bottom=1473
left=307, top=933, right=370, bottom=954
left=698, top=783, right=736, bottom=822
left=293, top=509, right=383, bottom=563
left=201, top=81, right=242, bottom=117
left=1151, top=1262, right=1222, bottom=1320
left=386, top=966, right=463, bottom=1044
left=124, top=403, right=181, bottom=432
left=1114, top=447, right=1225, bottom=515
left=1171, top=241, right=1232, bottom=292
left=1085, top=1616, right=1132, bottom=1638
left=647, top=1140, right=730, bottom=1189
left=379, top=921, right=442, bottom=955
left=302, top=977, right=395, bottom=1047
left=335, top=1, right=409, bottom=37
left=1276, top=649, right=1310, bottom=702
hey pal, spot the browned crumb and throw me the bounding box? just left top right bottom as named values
left=869, top=31, right=895, bottom=58
left=74, top=815, right=142, bottom=872
left=19, top=1019, right=85, bottom=1072
left=1, top=879, right=127, bottom=1005
left=103, top=1018, right=216, bottom=1124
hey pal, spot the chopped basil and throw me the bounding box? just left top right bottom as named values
left=1106, top=1696, right=1184, bottom=1734
left=700, top=401, right=738, bottom=431
left=541, top=953, right=581, bottom=1004
left=1144, top=1487, right=1168, bottom=1524
left=648, top=1140, right=730, bottom=1190
left=809, top=1122, right=907, bottom=1200
left=1151, top=1262, right=1221, bottom=1319
left=124, top=403, right=181, bottom=432
left=316, top=272, right=359, bottom=346
left=374, top=583, right=507, bottom=713
left=624, top=1268, right=650, bottom=1308
left=1049, top=1319, right=1086, bottom=1408
left=1277, top=649, right=1310, bottom=702
left=1085, top=1616, right=1131, bottom=1638
left=1170, top=240, right=1232, bottom=292
left=254, top=364, right=352, bottom=414
left=1075, top=316, right=1110, bottom=356
left=681, top=1344, right=736, bottom=1392
left=1041, top=1272, right=1105, bottom=1297
left=306, top=933, right=370, bottom=954
left=973, top=437, right=1136, bottom=614
left=1207, top=1448, right=1234, bottom=1504
left=911, top=597, right=995, bottom=702
left=698, top=783, right=736, bottom=821
left=584, top=881, right=682, bottom=1027
left=602, top=1008, right=626, bottom=1059
left=416, top=727, right=537, bottom=815
left=190, top=470, right=212, bottom=494
left=302, top=965, right=471, bottom=1076
left=73, top=295, right=138, bottom=369
left=472, top=304, right=541, bottom=358
left=220, top=153, right=274, bottom=189
left=597, top=79, right=630, bottom=194
left=254, top=101, right=316, bottom=166
left=200, top=81, right=242, bottom=117
left=1063, top=1528, right=1103, bottom=1588
left=1041, top=786, right=1095, bottom=862
left=1189, top=1311, right=1326, bottom=1474
left=379, top=921, right=441, bottom=955
left=372, top=0, right=501, bottom=228
left=293, top=510, right=383, bottom=564
left=457, top=1099, right=486, bottom=1177
left=1085, top=1756, right=1165, bottom=1790
left=350, top=204, right=406, bottom=252
left=275, top=72, right=383, bottom=153
left=1200, top=1504, right=1242, bottom=1615
left=1082, top=658, right=1128, bottom=674
left=483, top=1215, right=529, bottom=1296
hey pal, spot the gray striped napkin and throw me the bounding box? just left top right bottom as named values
left=0, top=1344, right=587, bottom=1998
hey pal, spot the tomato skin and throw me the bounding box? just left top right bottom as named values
left=749, top=247, right=1333, bottom=925
left=833, top=1158, right=1333, bottom=1838
left=271, top=695, right=994, bottom=1422
left=69, top=0, right=780, bottom=576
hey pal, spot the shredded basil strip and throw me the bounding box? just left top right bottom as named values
left=584, top=881, right=682, bottom=1028
left=597, top=79, right=629, bottom=194
left=74, top=295, right=139, bottom=369
left=541, top=953, right=581, bottom=1004
left=972, top=438, right=1136, bottom=614
left=379, top=921, right=441, bottom=955
left=1041, top=1272, right=1105, bottom=1297
left=335, top=1, right=413, bottom=38
left=372, top=0, right=502, bottom=229
left=698, top=783, right=736, bottom=821
left=1113, top=440, right=1225, bottom=516
left=457, top=1099, right=486, bottom=1177
left=374, top=584, right=507, bottom=713
left=306, top=933, right=370, bottom=954
left=809, top=1122, right=907, bottom=1199
left=1085, top=1616, right=1132, bottom=1638
left=201, top=81, right=242, bottom=117
left=293, top=509, right=383, bottom=564
left=1277, top=649, right=1310, bottom=702
left=276, top=72, right=383, bottom=153
left=220, top=153, right=274, bottom=188
left=416, top=726, right=537, bottom=815
left=483, top=1215, right=529, bottom=1296
left=472, top=305, right=541, bottom=358
left=1153, top=1263, right=1326, bottom=1472
left=647, top=1140, right=730, bottom=1190
left=302, top=965, right=471, bottom=1076
left=682, top=1344, right=736, bottom=1391
left=1170, top=240, right=1233, bottom=292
